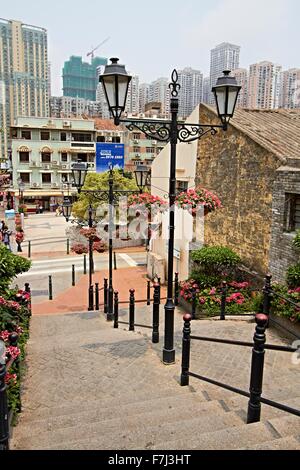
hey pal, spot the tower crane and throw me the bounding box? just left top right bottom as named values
left=87, top=37, right=110, bottom=62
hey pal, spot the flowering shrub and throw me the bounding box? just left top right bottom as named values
left=71, top=243, right=89, bottom=255
left=252, top=283, right=300, bottom=323
left=93, top=241, right=107, bottom=253
left=175, top=187, right=222, bottom=215
left=128, top=193, right=168, bottom=218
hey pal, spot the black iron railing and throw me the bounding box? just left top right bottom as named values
left=180, top=313, right=300, bottom=424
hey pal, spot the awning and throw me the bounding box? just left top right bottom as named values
left=23, top=190, right=63, bottom=197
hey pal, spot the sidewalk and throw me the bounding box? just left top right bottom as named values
left=32, top=266, right=167, bottom=315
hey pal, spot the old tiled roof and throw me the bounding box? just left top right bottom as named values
left=93, top=118, right=121, bottom=131
left=201, top=104, right=300, bottom=161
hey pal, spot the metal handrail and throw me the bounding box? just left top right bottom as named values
left=270, top=289, right=300, bottom=309
left=189, top=335, right=297, bottom=353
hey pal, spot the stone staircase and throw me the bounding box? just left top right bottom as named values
left=11, top=310, right=300, bottom=450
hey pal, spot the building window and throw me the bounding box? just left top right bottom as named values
left=133, top=133, right=141, bottom=140
left=71, top=133, right=92, bottom=142
left=41, top=153, right=51, bottom=163
left=133, top=147, right=141, bottom=153
left=42, top=173, right=51, bottom=184
left=19, top=173, right=30, bottom=183
left=21, top=130, right=31, bottom=140
left=176, top=180, right=189, bottom=193
left=19, top=152, right=30, bottom=163
left=61, top=153, right=68, bottom=162
left=146, top=147, right=155, bottom=153
left=285, top=193, right=300, bottom=232
left=97, top=136, right=105, bottom=142
left=61, top=132, right=67, bottom=141
left=41, top=131, right=50, bottom=140
left=112, top=136, right=121, bottom=143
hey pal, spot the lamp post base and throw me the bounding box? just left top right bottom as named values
left=106, top=313, right=114, bottom=322
left=162, top=348, right=176, bottom=365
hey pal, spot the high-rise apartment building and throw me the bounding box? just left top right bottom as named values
left=209, top=42, right=240, bottom=103
left=126, top=74, right=139, bottom=114
left=139, top=83, right=150, bottom=113
left=177, top=67, right=203, bottom=118
left=202, top=77, right=210, bottom=104
left=0, top=18, right=49, bottom=159
left=149, top=78, right=170, bottom=116
left=62, top=56, right=107, bottom=101
left=232, top=68, right=248, bottom=108
left=50, top=96, right=101, bottom=118
left=280, top=68, right=300, bottom=109
left=248, top=61, right=282, bottom=109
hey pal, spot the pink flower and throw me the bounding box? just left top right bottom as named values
left=6, top=346, right=21, bottom=360
left=0, top=331, right=10, bottom=342
left=210, top=288, right=217, bottom=296
left=5, top=373, right=17, bottom=385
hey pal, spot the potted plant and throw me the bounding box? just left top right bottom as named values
left=175, top=187, right=222, bottom=216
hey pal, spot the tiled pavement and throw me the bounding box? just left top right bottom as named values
left=11, top=306, right=300, bottom=450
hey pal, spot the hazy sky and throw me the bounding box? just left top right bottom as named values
left=1, top=0, right=299, bottom=95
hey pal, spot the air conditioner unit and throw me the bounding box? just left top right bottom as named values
left=61, top=164, right=68, bottom=170
left=51, top=183, right=59, bottom=188
left=63, top=184, right=69, bottom=189
left=32, top=183, right=40, bottom=188
left=63, top=121, right=71, bottom=128
left=30, top=161, right=37, bottom=166
left=106, top=137, right=112, bottom=142
left=133, top=139, right=139, bottom=144
left=152, top=140, right=157, bottom=145
left=43, top=164, right=50, bottom=170
left=52, top=160, right=58, bottom=165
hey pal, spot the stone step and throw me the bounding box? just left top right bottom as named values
left=155, top=414, right=300, bottom=450
left=14, top=394, right=223, bottom=439
left=239, top=436, right=300, bottom=450
left=12, top=408, right=244, bottom=450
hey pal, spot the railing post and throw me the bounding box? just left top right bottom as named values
left=220, top=281, right=227, bottom=321
left=158, top=278, right=161, bottom=305
left=95, top=283, right=99, bottom=311
left=104, top=279, right=108, bottom=315
left=129, top=289, right=135, bottom=332
left=88, top=285, right=94, bottom=311
left=152, top=283, right=160, bottom=344
left=67, top=238, right=70, bottom=255
left=24, top=283, right=30, bottom=293
left=147, top=281, right=151, bottom=306
left=28, top=240, right=31, bottom=259
left=247, top=313, right=268, bottom=424
left=191, top=287, right=197, bottom=320
left=174, top=272, right=179, bottom=306
left=181, top=314, right=192, bottom=386
left=72, top=264, right=75, bottom=286
left=9, top=333, right=21, bottom=413
left=48, top=276, right=53, bottom=300
left=114, top=252, right=117, bottom=270
left=83, top=255, right=87, bottom=275
left=0, top=356, right=9, bottom=450
left=114, top=291, right=119, bottom=329
left=263, top=274, right=272, bottom=327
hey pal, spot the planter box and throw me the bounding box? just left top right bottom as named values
left=270, top=312, right=300, bottom=340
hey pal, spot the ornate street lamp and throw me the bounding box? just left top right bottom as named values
left=62, top=198, right=73, bottom=222
left=99, top=58, right=132, bottom=126
left=102, top=62, right=240, bottom=364
left=134, top=165, right=150, bottom=193
left=17, top=177, right=25, bottom=205
left=71, top=162, right=89, bottom=194
left=212, top=70, right=241, bottom=130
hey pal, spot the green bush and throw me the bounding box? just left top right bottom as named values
left=0, top=245, right=31, bottom=294
left=189, top=271, right=221, bottom=289
left=190, top=246, right=241, bottom=285
left=286, top=264, right=300, bottom=288
left=293, top=230, right=300, bottom=251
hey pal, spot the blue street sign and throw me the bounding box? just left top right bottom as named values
left=96, top=143, right=125, bottom=173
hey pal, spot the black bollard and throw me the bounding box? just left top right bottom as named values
left=157, top=278, right=161, bottom=305
left=24, top=283, right=31, bottom=293
left=0, top=358, right=9, bottom=450
left=180, top=314, right=192, bottom=386
left=88, top=285, right=94, bottom=311
left=72, top=265, right=75, bottom=286
left=67, top=238, right=70, bottom=255
left=220, top=281, right=227, bottom=321
left=83, top=255, right=87, bottom=275
left=104, top=279, right=108, bottom=315
left=263, top=274, right=272, bottom=327
left=147, top=281, right=151, bottom=306
left=129, top=289, right=135, bottom=332
left=49, top=276, right=53, bottom=300
left=114, top=291, right=119, bottom=329
left=174, top=272, right=179, bottom=306
left=28, top=240, right=31, bottom=258
left=152, top=283, right=160, bottom=344
left=95, top=283, right=99, bottom=311
left=247, top=314, right=268, bottom=424
left=191, top=287, right=197, bottom=320
left=114, top=252, right=117, bottom=270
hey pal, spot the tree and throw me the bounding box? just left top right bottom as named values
left=0, top=245, right=31, bottom=294
left=71, top=170, right=139, bottom=221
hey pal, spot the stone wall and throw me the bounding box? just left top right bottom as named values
left=196, top=105, right=281, bottom=275
left=269, top=160, right=300, bottom=282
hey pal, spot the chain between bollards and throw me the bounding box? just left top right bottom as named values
left=48, top=275, right=53, bottom=300
left=129, top=289, right=135, bottom=332
left=247, top=313, right=268, bottom=424
left=114, top=291, right=119, bottom=329
left=180, top=314, right=192, bottom=386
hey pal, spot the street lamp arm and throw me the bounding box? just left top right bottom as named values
left=177, top=123, right=223, bottom=143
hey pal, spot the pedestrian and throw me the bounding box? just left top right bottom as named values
left=2, top=226, right=12, bottom=251
left=39, top=204, right=43, bottom=214
left=15, top=229, right=24, bottom=252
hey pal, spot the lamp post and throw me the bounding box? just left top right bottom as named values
left=17, top=177, right=25, bottom=206
left=100, top=58, right=240, bottom=364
